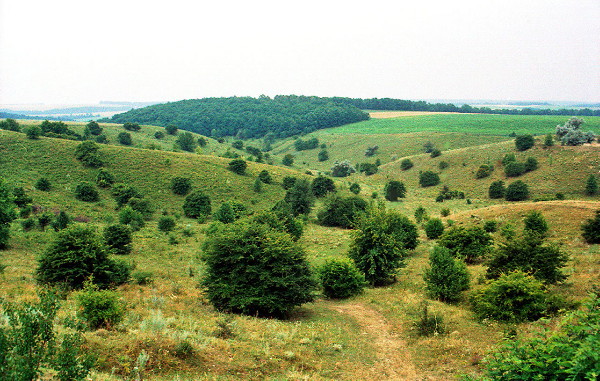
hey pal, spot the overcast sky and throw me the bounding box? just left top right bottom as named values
left=1, top=0, right=599, bottom=105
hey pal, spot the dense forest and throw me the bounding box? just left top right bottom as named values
left=101, top=96, right=370, bottom=139
left=330, top=97, right=600, bottom=116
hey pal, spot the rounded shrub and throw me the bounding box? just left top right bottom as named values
left=349, top=182, right=361, bottom=194
left=77, top=284, right=125, bottom=330
left=24, top=126, right=42, bottom=139
left=158, top=216, right=176, bottom=232
left=400, top=158, right=413, bottom=171
left=154, top=131, right=164, bottom=139
left=201, top=221, right=316, bottom=317
left=438, top=225, right=493, bottom=264
left=505, top=180, right=530, bottom=201
left=384, top=180, right=406, bottom=201
left=213, top=202, right=236, bottom=224
left=95, top=169, right=115, bottom=188
left=504, top=161, right=525, bottom=177
left=318, top=258, right=365, bottom=299
left=281, top=176, right=297, bottom=190
left=103, top=224, right=133, bottom=255
left=311, top=176, right=336, bottom=197
left=35, top=177, right=52, bottom=191
left=74, top=141, right=103, bottom=168
left=117, top=132, right=132, bottom=145
left=228, top=159, right=247, bottom=175
left=424, top=218, right=444, bottom=239
left=118, top=206, right=145, bottom=231
left=171, top=176, right=192, bottom=195
left=183, top=191, right=212, bottom=219
left=74, top=182, right=99, bottom=202
left=318, top=149, right=329, bottom=162
left=471, top=271, right=548, bottom=322
left=424, top=246, right=470, bottom=303
left=316, top=195, right=367, bottom=229
left=475, top=164, right=493, bottom=179
left=258, top=170, right=273, bottom=184
left=515, top=134, right=535, bottom=151
left=419, top=171, right=440, bottom=187
left=488, top=180, right=505, bottom=199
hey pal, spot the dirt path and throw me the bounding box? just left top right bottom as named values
left=331, top=303, right=420, bottom=380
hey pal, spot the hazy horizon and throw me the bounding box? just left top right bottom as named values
left=1, top=0, right=599, bottom=105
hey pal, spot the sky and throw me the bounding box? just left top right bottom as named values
left=0, top=0, right=599, bottom=105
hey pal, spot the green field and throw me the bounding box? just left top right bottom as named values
left=325, top=114, right=600, bottom=136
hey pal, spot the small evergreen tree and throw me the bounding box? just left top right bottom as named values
left=581, top=210, right=600, bottom=244
left=424, top=218, right=444, bottom=239
left=76, top=284, right=125, bottom=330
left=424, top=246, right=470, bottom=303
left=12, top=187, right=32, bottom=208
left=111, top=183, right=141, bottom=207
left=171, top=176, right=192, bottom=195
left=281, top=176, right=297, bottom=190
left=501, top=153, right=516, bottom=166
left=524, top=157, right=538, bottom=172
left=104, top=224, right=133, bottom=255
left=197, top=137, right=207, bottom=147
left=318, top=258, right=365, bottom=299
left=311, top=176, right=336, bottom=197
left=52, top=211, right=70, bottom=231
left=523, top=211, right=549, bottom=236
left=157, top=216, right=176, bottom=232
left=0, top=178, right=16, bottom=249
left=154, top=131, right=164, bottom=139
left=35, top=177, right=52, bottom=191
left=183, top=191, right=212, bottom=219
left=543, top=133, right=554, bottom=147
left=252, top=177, right=262, bottom=193
left=384, top=180, right=406, bottom=201
left=118, top=206, right=145, bottom=231
left=585, top=174, right=598, bottom=196
left=504, top=161, right=525, bottom=177
left=228, top=159, right=247, bottom=175
left=488, top=180, right=505, bottom=199
left=475, top=164, right=494, bottom=179
left=258, top=170, right=273, bottom=184
left=414, top=206, right=428, bottom=223
left=430, top=148, right=442, bottom=158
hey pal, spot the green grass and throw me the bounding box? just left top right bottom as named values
left=323, top=114, right=600, bottom=136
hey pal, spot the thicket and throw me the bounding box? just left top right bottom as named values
left=349, top=182, right=361, bottom=194
left=348, top=206, right=418, bottom=286
left=316, top=195, right=367, bottom=228
left=85, top=121, right=103, bottom=136
left=435, top=186, right=465, bottom=202
left=437, top=226, right=493, bottom=264
left=523, top=211, right=549, bottom=236
left=258, top=170, right=273, bottom=184
left=282, top=154, right=294, bottom=166
left=25, top=126, right=42, bottom=139
left=318, top=258, right=365, bottom=299
left=424, top=246, right=470, bottom=303
left=294, top=137, right=319, bottom=151
left=201, top=221, right=316, bottom=317
left=0, top=178, right=16, bottom=249
left=111, top=183, right=142, bottom=207
left=228, top=159, right=247, bottom=175
left=0, top=118, right=20, bottom=131
left=318, top=149, right=329, bottom=162
left=118, top=206, right=145, bottom=231
left=123, top=122, right=141, bottom=131
left=37, top=224, right=130, bottom=289
left=356, top=162, right=378, bottom=176
left=103, top=95, right=370, bottom=139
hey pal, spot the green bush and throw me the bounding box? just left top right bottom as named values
left=157, top=216, right=176, bottom=232
left=74, top=141, right=103, bottom=168
left=414, top=206, right=428, bottom=223
left=127, top=197, right=153, bottom=220
left=282, top=154, right=294, bottom=166
left=12, top=187, right=32, bottom=208
left=400, top=158, right=413, bottom=171
left=483, top=220, right=498, bottom=233
left=486, top=233, right=568, bottom=284
left=419, top=171, right=440, bottom=187
left=183, top=190, right=212, bottom=219
left=123, top=122, right=141, bottom=131
left=430, top=148, right=442, bottom=158
left=523, top=211, right=549, bottom=236
left=515, top=134, right=535, bottom=151
left=37, top=212, right=54, bottom=231
left=348, top=206, right=418, bottom=286
left=35, top=177, right=52, bottom=191
left=250, top=209, right=304, bottom=241
left=154, top=131, right=164, bottom=139
left=24, top=125, right=42, bottom=139
left=201, top=221, right=316, bottom=317
left=76, top=284, right=125, bottom=330
left=117, top=132, right=132, bottom=145
left=111, top=183, right=142, bottom=207
left=414, top=302, right=446, bottom=337
left=438, top=225, right=493, bottom=264
left=424, top=218, right=444, bottom=239
left=504, top=161, right=525, bottom=177
left=228, top=159, right=247, bottom=175
left=585, top=174, right=598, bottom=196
left=581, top=210, right=600, bottom=244
left=104, top=224, right=132, bottom=255
left=95, top=169, right=114, bottom=188
left=132, top=271, right=154, bottom=285
left=21, top=218, right=36, bottom=231
left=316, top=195, right=367, bottom=229
left=165, top=124, right=178, bottom=135
left=524, top=157, right=538, bottom=172
left=283, top=179, right=314, bottom=216
left=213, top=202, right=236, bottom=223
left=424, top=246, right=469, bottom=303
left=51, top=211, right=70, bottom=231
left=318, top=149, right=329, bottom=162
left=488, top=180, right=505, bottom=199
left=440, top=208, right=450, bottom=217
left=438, top=161, right=449, bottom=170
left=475, top=164, right=493, bottom=179
left=171, top=177, right=192, bottom=195
left=37, top=224, right=130, bottom=289
left=384, top=180, right=406, bottom=201
left=349, top=182, right=361, bottom=194
left=74, top=182, right=99, bottom=202
left=281, top=176, right=297, bottom=190
left=330, top=160, right=356, bottom=177
left=505, top=180, right=529, bottom=201
left=118, top=206, right=145, bottom=231
left=480, top=290, right=600, bottom=380
left=258, top=170, right=273, bottom=184
left=318, top=258, right=365, bottom=299
left=543, top=133, right=554, bottom=147
left=311, top=175, right=336, bottom=197
left=501, top=153, right=516, bottom=166
left=0, top=118, right=20, bottom=131
left=471, top=271, right=549, bottom=322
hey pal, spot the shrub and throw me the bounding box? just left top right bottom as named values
left=581, top=210, right=600, bottom=244
left=515, top=134, right=535, bottom=151
left=475, top=164, right=493, bottom=179
left=523, top=211, right=549, bottom=236
left=430, top=148, right=441, bottom=158
left=419, top=171, right=440, bottom=187
left=154, top=131, right=164, bottom=139
left=0, top=118, right=20, bottom=131
left=483, top=220, right=498, bottom=233
left=561, top=130, right=596, bottom=146
left=37, top=224, right=130, bottom=289
left=74, top=182, right=99, bottom=202
left=504, top=161, right=525, bottom=177
left=213, top=202, right=236, bottom=224
left=21, top=218, right=36, bottom=231
left=414, top=302, right=446, bottom=337
left=437, top=225, right=493, bottom=264
left=331, top=160, right=356, bottom=177
left=423, top=141, right=435, bottom=153
left=318, top=258, right=365, bottom=299
left=281, top=176, right=297, bottom=190
left=117, top=132, right=132, bottom=145
left=384, top=180, right=406, bottom=201
left=257, top=170, right=273, bottom=184
left=311, top=176, right=336, bottom=197
left=317, top=195, right=367, bottom=229
left=228, top=159, right=247, bottom=175
left=585, top=174, right=598, bottom=196
left=424, top=218, right=444, bottom=239
left=104, top=224, right=132, bottom=255
left=197, top=137, right=207, bottom=147
left=52, top=211, right=70, bottom=231
left=201, top=221, right=316, bottom=317
left=132, top=271, right=154, bottom=285
left=544, top=133, right=554, bottom=147
left=486, top=233, right=568, bottom=284
left=318, top=149, right=329, bottom=162
left=357, top=162, right=378, bottom=176
left=171, top=176, right=192, bottom=195
left=37, top=212, right=54, bottom=231
left=438, top=161, right=449, bottom=170
left=501, top=153, right=516, bottom=166
left=252, top=209, right=303, bottom=241
left=400, top=158, right=413, bottom=171
left=505, top=180, right=529, bottom=201
left=118, top=206, right=145, bottom=231
left=24, top=125, right=42, bottom=139
left=127, top=197, right=153, bottom=220
left=364, top=145, right=378, bottom=157
left=176, top=132, right=196, bottom=152
left=294, top=137, right=319, bottom=151
left=123, top=122, right=141, bottom=131
left=424, top=247, right=469, bottom=303
left=157, top=216, right=176, bottom=232
left=283, top=179, right=313, bottom=216
left=35, top=177, right=52, bottom=191
left=231, top=140, right=244, bottom=150
left=76, top=284, right=125, bottom=329
left=95, top=134, right=108, bottom=144
left=12, top=187, right=32, bottom=208
left=471, top=271, right=549, bottom=322
left=165, top=124, right=178, bottom=135
left=75, top=141, right=103, bottom=168
left=252, top=177, right=262, bottom=193
left=440, top=208, right=450, bottom=217
left=95, top=169, right=114, bottom=188
left=414, top=206, right=428, bottom=223
left=524, top=157, right=538, bottom=172
left=349, top=182, right=361, bottom=194
left=111, top=183, right=141, bottom=207
left=480, top=291, right=600, bottom=380
left=282, top=154, right=294, bottom=166
left=348, top=206, right=418, bottom=286
left=183, top=191, right=212, bottom=219
left=488, top=180, right=505, bottom=199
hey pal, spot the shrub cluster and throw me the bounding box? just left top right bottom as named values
left=75, top=141, right=103, bottom=168
left=317, top=195, right=367, bottom=228
left=437, top=225, right=492, bottom=264
left=311, top=176, right=336, bottom=197
left=331, top=160, right=356, bottom=177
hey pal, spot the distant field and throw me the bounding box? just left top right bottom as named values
left=327, top=114, right=600, bottom=136
left=368, top=111, right=457, bottom=118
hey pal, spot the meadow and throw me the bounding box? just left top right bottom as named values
left=1, top=113, right=599, bottom=380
